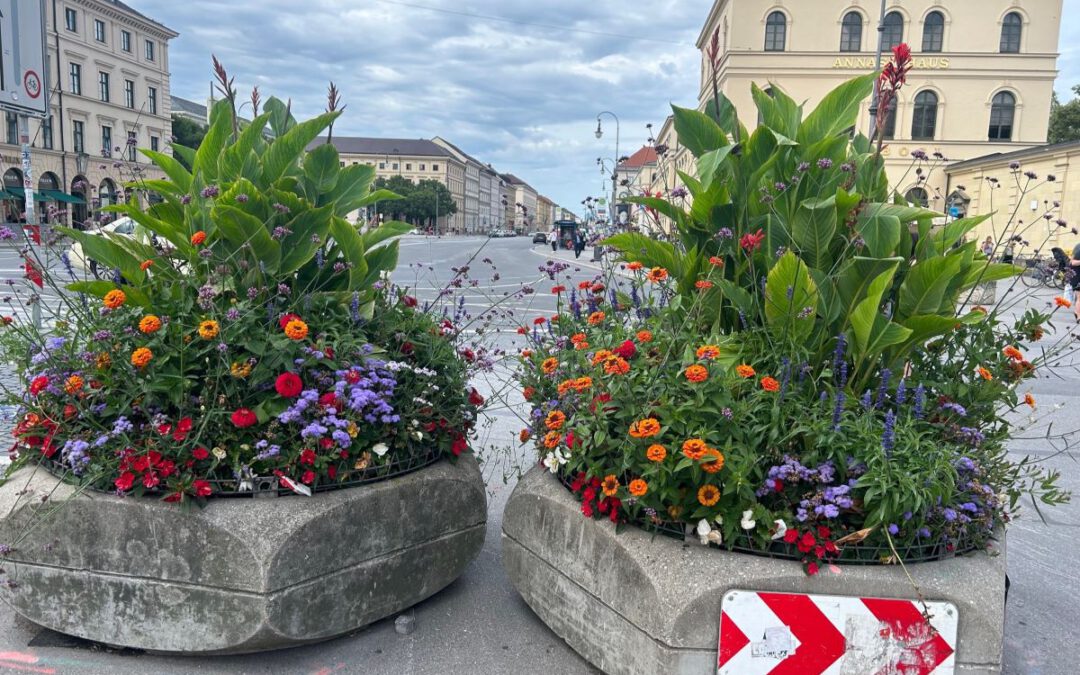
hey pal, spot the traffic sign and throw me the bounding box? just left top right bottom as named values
left=718, top=590, right=958, bottom=674
left=0, top=0, right=48, bottom=118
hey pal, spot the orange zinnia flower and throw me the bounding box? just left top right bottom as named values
left=761, top=376, right=780, bottom=392
left=636, top=330, right=653, bottom=343
left=191, top=231, right=207, bottom=245
left=695, top=280, right=714, bottom=290
left=138, top=315, right=162, bottom=334
left=592, top=350, right=614, bottom=366
left=574, top=377, right=593, bottom=391
left=646, top=444, right=667, bottom=462
left=1003, top=346, right=1024, bottom=361
left=977, top=366, right=993, bottom=381
left=701, top=448, right=725, bottom=473
left=571, top=333, right=587, bottom=344
left=682, top=438, right=708, bottom=460
left=103, top=289, right=126, bottom=309
left=140, top=259, right=154, bottom=271
left=523, top=386, right=536, bottom=401
left=1055, top=296, right=1072, bottom=308
left=698, top=485, right=721, bottom=507
left=736, top=364, right=756, bottom=378
left=131, top=347, right=153, bottom=368
left=521, top=349, right=533, bottom=358
left=646, top=267, right=669, bottom=283
left=64, top=375, right=84, bottom=395
left=519, top=429, right=532, bottom=443
left=627, top=261, right=644, bottom=271
left=628, top=479, right=648, bottom=497
left=708, top=256, right=724, bottom=267
left=1024, top=392, right=1036, bottom=408
left=284, top=318, right=309, bottom=340
left=696, top=344, right=721, bottom=360
left=588, top=311, right=606, bottom=325
left=545, top=410, right=567, bottom=431
left=557, top=380, right=575, bottom=396
left=629, top=418, right=661, bottom=438
left=575, top=341, right=590, bottom=350
left=198, top=320, right=220, bottom=340
left=685, top=365, right=708, bottom=383
left=603, top=355, right=630, bottom=375
left=601, top=474, right=620, bottom=497
left=541, top=357, right=559, bottom=375
left=543, top=431, right=562, bottom=448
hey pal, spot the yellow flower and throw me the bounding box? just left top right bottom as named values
left=198, top=320, right=220, bottom=340
left=95, top=352, right=112, bottom=370
left=131, top=347, right=153, bottom=368
left=138, top=315, right=162, bottom=334
left=230, top=361, right=252, bottom=378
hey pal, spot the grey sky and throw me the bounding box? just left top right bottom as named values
left=134, top=0, right=1080, bottom=215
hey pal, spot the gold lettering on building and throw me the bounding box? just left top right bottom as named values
left=833, top=57, right=949, bottom=70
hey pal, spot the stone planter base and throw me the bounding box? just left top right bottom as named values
left=502, top=467, right=1006, bottom=675
left=0, top=455, right=486, bottom=654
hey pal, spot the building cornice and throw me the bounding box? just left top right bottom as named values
left=71, top=0, right=178, bottom=41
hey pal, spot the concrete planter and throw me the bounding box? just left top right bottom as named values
left=502, top=466, right=1006, bottom=675
left=0, top=455, right=486, bottom=654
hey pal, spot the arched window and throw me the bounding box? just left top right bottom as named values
left=840, top=12, right=862, bottom=52
left=764, top=12, right=787, bottom=51
left=988, top=92, right=1016, bottom=140
left=1000, top=12, right=1022, bottom=53
left=905, top=187, right=929, bottom=208
left=882, top=12, right=904, bottom=51
left=875, top=98, right=898, bottom=140
left=922, top=11, right=944, bottom=52
left=911, top=91, right=939, bottom=140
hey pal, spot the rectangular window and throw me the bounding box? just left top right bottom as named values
left=94, top=19, right=106, bottom=43
left=406, top=163, right=412, bottom=171
left=65, top=8, right=77, bottom=31
left=101, top=125, right=112, bottom=157
left=150, top=136, right=159, bottom=152
left=121, top=30, right=131, bottom=52
left=98, top=71, right=109, bottom=102
left=378, top=162, right=385, bottom=169
left=392, top=163, right=399, bottom=170
left=145, top=40, right=155, bottom=61
left=124, top=80, right=135, bottom=109
left=73, top=120, right=84, bottom=153
left=419, top=163, right=426, bottom=171
left=127, top=131, right=137, bottom=161
left=42, top=115, right=53, bottom=150
left=69, top=63, right=81, bottom=95
left=432, top=164, right=439, bottom=172
left=5, top=113, right=16, bottom=145
left=148, top=86, right=157, bottom=114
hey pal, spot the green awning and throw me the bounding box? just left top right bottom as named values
left=40, top=189, right=85, bottom=204
left=3, top=187, right=23, bottom=198
left=0, top=190, right=14, bottom=201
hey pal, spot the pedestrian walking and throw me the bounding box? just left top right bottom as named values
left=573, top=231, right=585, bottom=259
left=1068, top=242, right=1080, bottom=321
left=981, top=236, right=994, bottom=260
left=548, top=229, right=558, bottom=252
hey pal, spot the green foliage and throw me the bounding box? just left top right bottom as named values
left=170, top=114, right=208, bottom=156
left=1048, top=86, right=1080, bottom=144
left=373, top=176, right=457, bottom=226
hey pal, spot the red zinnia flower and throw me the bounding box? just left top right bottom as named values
left=275, top=372, right=304, bottom=398
left=613, top=340, right=637, bottom=360
left=29, top=375, right=49, bottom=396
left=300, top=449, right=316, bottom=465
left=807, top=561, right=819, bottom=576
left=193, top=480, right=212, bottom=497
left=192, top=447, right=210, bottom=461
left=230, top=408, right=258, bottom=428
left=451, top=434, right=469, bottom=456
left=402, top=295, right=418, bottom=308
left=115, top=472, right=136, bottom=492
left=278, top=313, right=301, bottom=330
left=468, top=388, right=485, bottom=406
left=301, top=470, right=316, bottom=485
left=143, top=472, right=160, bottom=489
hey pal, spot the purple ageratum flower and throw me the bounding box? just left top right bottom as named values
left=888, top=524, right=899, bottom=535
left=817, top=158, right=834, bottom=170
left=235, top=194, right=249, bottom=203
left=941, top=402, right=967, bottom=417
left=943, top=508, right=958, bottom=522
left=955, top=457, right=976, bottom=472
left=918, top=527, right=931, bottom=538
left=200, top=185, right=220, bottom=199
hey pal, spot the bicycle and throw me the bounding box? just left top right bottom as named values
left=1020, top=256, right=1067, bottom=289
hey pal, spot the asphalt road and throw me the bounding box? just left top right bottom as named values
left=0, top=236, right=1075, bottom=674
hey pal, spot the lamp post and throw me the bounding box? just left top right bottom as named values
left=595, top=111, right=620, bottom=230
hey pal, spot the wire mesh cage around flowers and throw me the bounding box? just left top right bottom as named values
left=42, top=444, right=445, bottom=499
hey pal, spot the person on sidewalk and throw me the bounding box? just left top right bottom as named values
left=573, top=231, right=585, bottom=259
left=1069, top=242, right=1080, bottom=321
left=548, top=229, right=558, bottom=252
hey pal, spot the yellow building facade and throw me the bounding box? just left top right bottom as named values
left=650, top=0, right=1062, bottom=226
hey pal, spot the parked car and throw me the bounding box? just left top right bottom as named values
left=68, top=217, right=150, bottom=275
left=532, top=231, right=546, bottom=244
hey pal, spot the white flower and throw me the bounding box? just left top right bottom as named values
left=212, top=446, right=226, bottom=460
left=740, top=509, right=757, bottom=531
left=372, top=442, right=389, bottom=457
left=697, top=519, right=722, bottom=546
left=411, top=430, right=423, bottom=441
left=542, top=449, right=569, bottom=473
left=771, top=519, right=788, bottom=540
left=411, top=419, right=420, bottom=428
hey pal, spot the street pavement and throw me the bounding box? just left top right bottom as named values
left=0, top=236, right=1075, bottom=674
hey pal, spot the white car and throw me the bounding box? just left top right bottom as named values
left=68, top=217, right=146, bottom=273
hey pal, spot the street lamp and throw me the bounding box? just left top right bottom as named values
left=595, top=111, right=620, bottom=230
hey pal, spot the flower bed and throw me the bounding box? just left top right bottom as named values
left=514, top=49, right=1068, bottom=576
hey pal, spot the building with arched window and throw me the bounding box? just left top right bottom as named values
left=664, top=0, right=1062, bottom=216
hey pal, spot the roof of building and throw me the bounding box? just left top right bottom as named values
left=944, top=140, right=1080, bottom=172
left=618, top=146, right=658, bottom=170
left=170, top=95, right=207, bottom=120
left=501, top=173, right=534, bottom=189
left=101, top=0, right=178, bottom=37
left=432, top=137, right=486, bottom=167
left=309, top=137, right=454, bottom=157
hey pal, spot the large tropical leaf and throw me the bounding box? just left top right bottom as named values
left=798, top=73, right=876, bottom=144
left=764, top=251, right=818, bottom=343
left=68, top=280, right=151, bottom=308
left=193, top=99, right=233, bottom=183
left=792, top=196, right=838, bottom=270
left=361, top=242, right=400, bottom=290
left=57, top=227, right=146, bottom=285
left=362, top=221, right=412, bottom=250
left=697, top=146, right=735, bottom=190
left=897, top=255, right=964, bottom=320
left=212, top=205, right=282, bottom=272
left=671, top=105, right=727, bottom=158
left=261, top=111, right=340, bottom=186
left=304, top=143, right=341, bottom=195
left=960, top=262, right=1022, bottom=288
left=322, top=163, right=378, bottom=215
left=851, top=267, right=911, bottom=356
left=328, top=216, right=370, bottom=290
left=278, top=204, right=335, bottom=275
left=139, top=149, right=193, bottom=193
left=603, top=233, right=679, bottom=274
left=857, top=212, right=903, bottom=258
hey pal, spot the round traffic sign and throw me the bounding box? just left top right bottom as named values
left=23, top=70, right=42, bottom=99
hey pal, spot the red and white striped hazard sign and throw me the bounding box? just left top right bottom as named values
left=718, top=590, right=958, bottom=674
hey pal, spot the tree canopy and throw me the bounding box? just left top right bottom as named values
left=1048, top=86, right=1080, bottom=144
left=374, top=176, right=457, bottom=227
left=171, top=114, right=208, bottom=151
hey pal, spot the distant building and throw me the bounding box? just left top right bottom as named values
left=536, top=195, right=555, bottom=233
left=432, top=137, right=484, bottom=234
left=2, top=0, right=177, bottom=226
left=170, top=95, right=207, bottom=124
left=501, top=173, right=538, bottom=233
